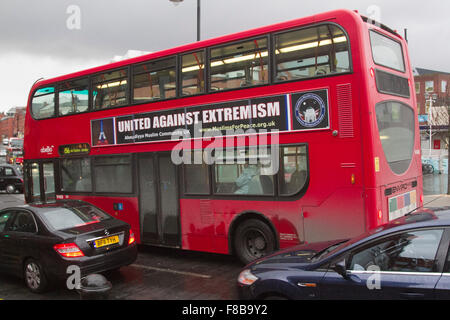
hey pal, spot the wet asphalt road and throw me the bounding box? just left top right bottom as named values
left=0, top=243, right=242, bottom=300
left=0, top=172, right=447, bottom=300
left=0, top=193, right=242, bottom=300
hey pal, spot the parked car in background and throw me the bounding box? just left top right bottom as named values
left=0, top=200, right=137, bottom=293
left=238, top=207, right=450, bottom=300
left=2, top=138, right=9, bottom=146
left=0, top=164, right=23, bottom=193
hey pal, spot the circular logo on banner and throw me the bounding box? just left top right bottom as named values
left=294, top=93, right=326, bottom=128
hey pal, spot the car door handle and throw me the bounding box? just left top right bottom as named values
left=400, top=292, right=425, bottom=300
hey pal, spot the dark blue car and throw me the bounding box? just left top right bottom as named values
left=238, top=208, right=450, bottom=299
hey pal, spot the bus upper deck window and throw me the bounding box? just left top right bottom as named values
left=59, top=78, right=89, bottom=115
left=274, top=24, right=350, bottom=82
left=209, top=37, right=269, bottom=91
left=133, top=57, right=176, bottom=103
left=181, top=51, right=205, bottom=96
left=31, top=87, right=55, bottom=119
left=92, top=69, right=128, bottom=110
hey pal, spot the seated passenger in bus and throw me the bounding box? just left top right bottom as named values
left=234, top=164, right=259, bottom=195
left=75, top=174, right=92, bottom=192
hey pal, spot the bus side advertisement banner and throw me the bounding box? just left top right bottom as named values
left=90, top=90, right=329, bottom=147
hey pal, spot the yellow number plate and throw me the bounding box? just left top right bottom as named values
left=95, top=235, right=119, bottom=248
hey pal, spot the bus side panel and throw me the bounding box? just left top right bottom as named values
left=302, top=187, right=365, bottom=243
left=363, top=187, right=381, bottom=231
left=179, top=198, right=303, bottom=254
left=276, top=200, right=304, bottom=249
left=179, top=199, right=217, bottom=253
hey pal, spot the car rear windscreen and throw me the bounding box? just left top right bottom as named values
left=40, top=205, right=112, bottom=231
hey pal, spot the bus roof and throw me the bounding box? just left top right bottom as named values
left=30, top=9, right=363, bottom=90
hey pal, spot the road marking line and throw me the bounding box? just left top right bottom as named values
left=131, top=264, right=212, bottom=279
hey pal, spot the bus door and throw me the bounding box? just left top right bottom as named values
left=24, top=161, right=56, bottom=203
left=138, top=153, right=180, bottom=247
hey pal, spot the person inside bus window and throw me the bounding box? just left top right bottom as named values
left=234, top=164, right=259, bottom=194
left=75, top=172, right=92, bottom=192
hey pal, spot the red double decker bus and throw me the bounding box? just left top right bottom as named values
left=23, top=9, right=422, bottom=263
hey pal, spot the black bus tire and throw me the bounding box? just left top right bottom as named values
left=234, top=218, right=276, bottom=265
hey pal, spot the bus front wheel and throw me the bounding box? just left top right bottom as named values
left=234, top=219, right=276, bottom=265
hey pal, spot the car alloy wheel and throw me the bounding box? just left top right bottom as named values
left=6, top=185, right=16, bottom=194
left=24, top=259, right=48, bottom=293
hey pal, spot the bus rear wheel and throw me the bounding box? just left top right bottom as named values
left=234, top=219, right=276, bottom=265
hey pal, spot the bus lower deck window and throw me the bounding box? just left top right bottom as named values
left=279, top=146, right=308, bottom=196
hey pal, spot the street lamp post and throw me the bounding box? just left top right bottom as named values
left=170, top=0, right=201, bottom=42
left=426, top=92, right=437, bottom=157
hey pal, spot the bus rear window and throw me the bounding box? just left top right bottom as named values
left=375, top=101, right=414, bottom=174
left=369, top=31, right=405, bottom=72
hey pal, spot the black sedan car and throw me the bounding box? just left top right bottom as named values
left=0, top=200, right=137, bottom=293
left=238, top=208, right=450, bottom=300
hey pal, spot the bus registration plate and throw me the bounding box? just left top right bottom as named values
left=388, top=190, right=417, bottom=221
left=95, top=235, right=119, bottom=248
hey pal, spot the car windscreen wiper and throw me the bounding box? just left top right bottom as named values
left=310, top=240, right=349, bottom=262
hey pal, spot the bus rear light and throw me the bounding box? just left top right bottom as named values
left=420, top=194, right=423, bottom=205
left=54, top=243, right=84, bottom=258
left=378, top=210, right=383, bottom=220
left=351, top=174, right=356, bottom=184
left=370, top=68, right=375, bottom=78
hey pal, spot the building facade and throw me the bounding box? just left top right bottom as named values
left=415, top=68, right=450, bottom=115
left=0, top=107, right=26, bottom=139
left=415, top=68, right=450, bottom=174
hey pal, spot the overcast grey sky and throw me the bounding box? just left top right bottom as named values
left=0, top=0, right=449, bottom=111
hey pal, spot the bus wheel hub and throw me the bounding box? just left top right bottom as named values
left=253, top=237, right=266, bottom=250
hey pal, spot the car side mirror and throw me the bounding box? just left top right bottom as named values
left=332, top=259, right=349, bottom=280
